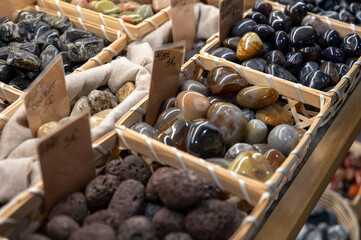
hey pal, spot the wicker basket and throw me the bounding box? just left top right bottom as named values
left=200, top=2, right=361, bottom=116
left=0, top=127, right=272, bottom=240
left=36, top=0, right=171, bottom=42
left=266, top=0, right=361, bottom=36
left=319, top=189, right=360, bottom=240
left=112, top=54, right=331, bottom=208
left=0, top=6, right=127, bottom=131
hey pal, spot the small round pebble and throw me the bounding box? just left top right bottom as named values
left=69, top=223, right=116, bottom=240
left=85, top=174, right=119, bottom=212
left=118, top=216, right=156, bottom=240
left=105, top=159, right=122, bottom=176
left=49, top=192, right=88, bottom=224
left=185, top=199, right=235, bottom=240
left=119, top=155, right=152, bottom=185
left=155, top=169, right=205, bottom=211
left=152, top=207, right=185, bottom=239
left=46, top=215, right=79, bottom=240
left=108, top=179, right=145, bottom=218
left=83, top=209, right=124, bottom=231
left=164, top=232, right=193, bottom=240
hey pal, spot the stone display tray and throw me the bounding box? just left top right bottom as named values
left=36, top=0, right=171, bottom=42
left=107, top=54, right=332, bottom=227
left=200, top=2, right=361, bottom=112
left=0, top=5, right=127, bottom=131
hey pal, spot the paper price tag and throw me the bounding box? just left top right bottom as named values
left=219, top=0, right=244, bottom=43
left=24, top=55, right=70, bottom=137
left=145, top=41, right=185, bottom=125
left=171, top=0, right=196, bottom=52
left=38, top=113, right=95, bottom=209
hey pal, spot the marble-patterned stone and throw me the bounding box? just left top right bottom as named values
left=207, top=102, right=247, bottom=147
left=268, top=124, right=299, bottom=156
left=175, top=90, right=210, bottom=121
left=131, top=122, right=156, bottom=138
left=207, top=66, right=248, bottom=95
left=155, top=108, right=182, bottom=131
left=228, top=151, right=273, bottom=182
left=245, top=119, right=268, bottom=144
left=256, top=103, right=293, bottom=126
left=186, top=120, right=226, bottom=158
left=155, top=113, right=191, bottom=151
left=237, top=86, right=279, bottom=109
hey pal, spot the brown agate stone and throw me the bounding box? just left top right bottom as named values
left=236, top=86, right=279, bottom=109
left=256, top=103, right=293, bottom=126
left=207, top=66, right=248, bottom=95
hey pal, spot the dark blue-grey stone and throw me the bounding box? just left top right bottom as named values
left=299, top=61, right=319, bottom=80
left=180, top=80, right=209, bottom=96
left=269, top=10, right=292, bottom=32
left=265, top=63, right=298, bottom=83
left=272, top=31, right=289, bottom=54
left=252, top=24, right=275, bottom=41
left=245, top=11, right=269, bottom=25
left=334, top=63, right=350, bottom=77
left=264, top=50, right=285, bottom=65
left=209, top=47, right=237, bottom=62
left=230, top=19, right=257, bottom=38
left=301, top=70, right=330, bottom=90
left=289, top=26, right=318, bottom=47
left=322, top=47, right=345, bottom=63
left=241, top=58, right=267, bottom=72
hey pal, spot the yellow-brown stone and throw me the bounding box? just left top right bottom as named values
left=237, top=86, right=279, bottom=109
left=116, top=82, right=135, bottom=104
left=256, top=103, right=293, bottom=126
left=236, top=32, right=264, bottom=61
left=228, top=150, right=273, bottom=182
left=37, top=121, right=61, bottom=138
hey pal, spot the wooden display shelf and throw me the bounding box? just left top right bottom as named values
left=252, top=79, right=361, bottom=239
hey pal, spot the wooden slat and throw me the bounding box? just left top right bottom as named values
left=254, top=80, right=361, bottom=240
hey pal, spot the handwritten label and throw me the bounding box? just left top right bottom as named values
left=171, top=0, right=196, bottom=52
left=24, top=55, right=70, bottom=137
left=38, top=113, right=95, bottom=209
left=219, top=0, right=244, bottom=43
left=145, top=42, right=185, bottom=125
left=0, top=0, right=15, bottom=21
